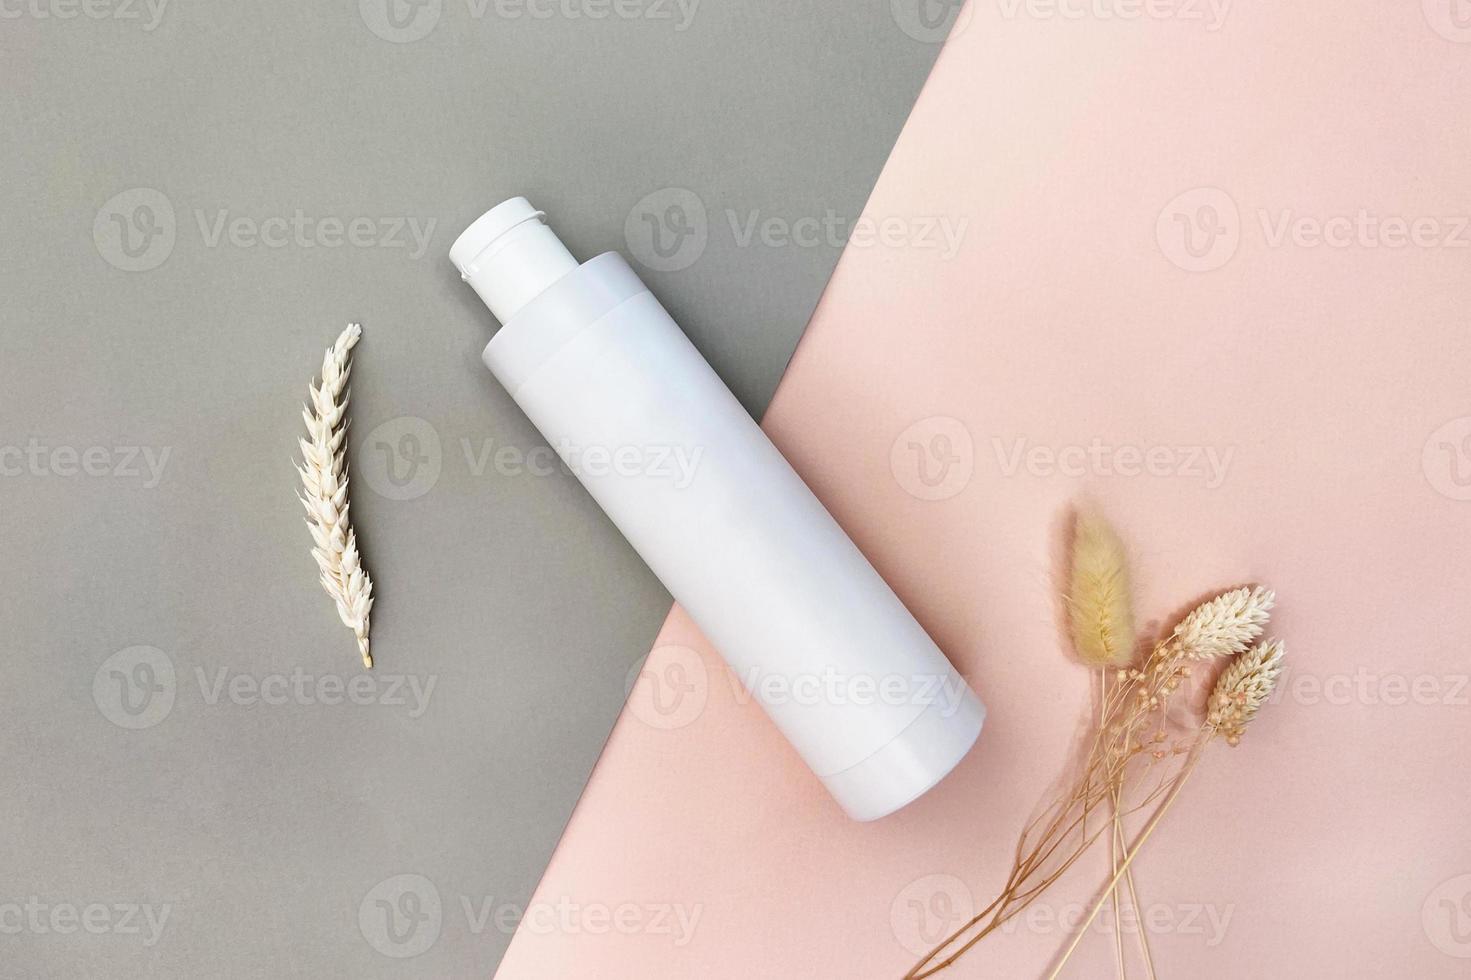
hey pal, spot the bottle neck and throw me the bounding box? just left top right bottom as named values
left=450, top=198, right=579, bottom=324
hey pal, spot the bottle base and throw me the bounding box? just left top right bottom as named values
left=819, top=685, right=985, bottom=822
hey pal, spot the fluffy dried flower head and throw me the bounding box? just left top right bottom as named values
left=1173, top=586, right=1275, bottom=660
left=1207, top=638, right=1284, bottom=745
left=1067, top=511, right=1135, bottom=668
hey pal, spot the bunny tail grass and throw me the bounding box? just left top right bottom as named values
left=1067, top=511, right=1136, bottom=667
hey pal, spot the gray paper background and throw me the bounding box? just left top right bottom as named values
left=0, top=2, right=956, bottom=975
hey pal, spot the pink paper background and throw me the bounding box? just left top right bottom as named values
left=497, top=3, right=1471, bottom=976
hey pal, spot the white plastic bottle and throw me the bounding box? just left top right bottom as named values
left=450, top=198, right=984, bottom=820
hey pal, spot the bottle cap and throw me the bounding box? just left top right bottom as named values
left=450, top=197, right=578, bottom=323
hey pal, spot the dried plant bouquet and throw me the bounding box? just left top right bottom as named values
left=907, top=511, right=1285, bottom=979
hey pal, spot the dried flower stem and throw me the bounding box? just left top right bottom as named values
left=1103, top=669, right=1157, bottom=980
left=1112, top=800, right=1158, bottom=980
left=298, top=323, right=375, bottom=669
left=1047, top=738, right=1208, bottom=979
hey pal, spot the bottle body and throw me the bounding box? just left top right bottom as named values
left=454, top=202, right=983, bottom=820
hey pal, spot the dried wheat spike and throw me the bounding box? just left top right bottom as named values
left=298, top=323, right=375, bottom=669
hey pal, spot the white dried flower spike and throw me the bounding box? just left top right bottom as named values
left=1172, top=586, right=1275, bottom=660
left=1207, top=638, right=1284, bottom=745
left=298, top=323, right=375, bottom=669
